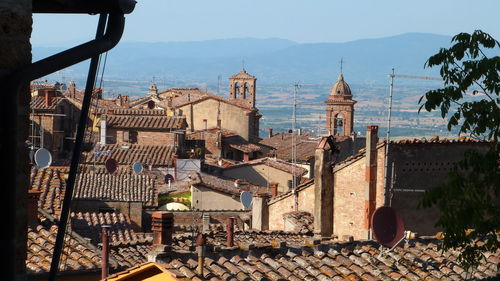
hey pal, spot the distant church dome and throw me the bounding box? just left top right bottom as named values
left=329, top=74, right=352, bottom=97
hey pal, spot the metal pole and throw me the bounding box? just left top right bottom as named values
left=383, top=68, right=395, bottom=206
left=48, top=14, right=108, bottom=281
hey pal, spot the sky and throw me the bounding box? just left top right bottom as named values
left=32, top=0, right=499, bottom=46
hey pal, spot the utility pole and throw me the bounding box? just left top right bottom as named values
left=292, top=83, right=300, bottom=190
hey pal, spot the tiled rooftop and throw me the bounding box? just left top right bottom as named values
left=73, top=173, right=157, bottom=207
left=70, top=211, right=152, bottom=245
left=223, top=157, right=308, bottom=176
left=191, top=172, right=269, bottom=196
left=30, top=167, right=158, bottom=215
left=27, top=224, right=102, bottom=274
left=83, top=144, right=175, bottom=166
left=30, top=96, right=66, bottom=111
left=259, top=133, right=321, bottom=162
left=101, top=115, right=186, bottom=130
left=161, top=237, right=499, bottom=280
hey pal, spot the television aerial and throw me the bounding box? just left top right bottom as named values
left=132, top=162, right=143, bottom=174
left=34, top=148, right=52, bottom=169
left=240, top=191, right=253, bottom=209
left=371, top=206, right=410, bottom=256
left=105, top=158, right=118, bottom=174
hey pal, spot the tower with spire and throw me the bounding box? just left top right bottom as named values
left=324, top=72, right=356, bottom=137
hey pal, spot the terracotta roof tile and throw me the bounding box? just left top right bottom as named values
left=30, top=96, right=66, bottom=111
left=101, top=115, right=186, bottom=130
left=83, top=144, right=175, bottom=166
left=222, top=157, right=307, bottom=176
left=190, top=172, right=268, bottom=196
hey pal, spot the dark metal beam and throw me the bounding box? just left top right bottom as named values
left=33, top=0, right=136, bottom=14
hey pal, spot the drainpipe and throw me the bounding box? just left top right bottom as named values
left=101, top=225, right=111, bottom=280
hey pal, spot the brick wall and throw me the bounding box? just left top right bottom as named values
left=107, top=129, right=176, bottom=146
left=268, top=183, right=314, bottom=230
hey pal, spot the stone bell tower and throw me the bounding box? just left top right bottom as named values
left=229, top=68, right=256, bottom=108
left=325, top=73, right=356, bottom=136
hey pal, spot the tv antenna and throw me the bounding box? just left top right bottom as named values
left=384, top=69, right=442, bottom=205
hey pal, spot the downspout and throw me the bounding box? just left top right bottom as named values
left=0, top=3, right=133, bottom=281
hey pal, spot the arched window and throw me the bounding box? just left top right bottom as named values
left=334, top=113, right=344, bottom=135
left=234, top=82, right=240, bottom=97
left=243, top=82, right=250, bottom=99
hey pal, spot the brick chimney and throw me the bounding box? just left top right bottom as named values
left=27, top=189, right=41, bottom=225
left=122, top=95, right=130, bottom=108
left=152, top=212, right=173, bottom=246
left=147, top=212, right=174, bottom=263
left=226, top=217, right=235, bottom=247
left=364, top=125, right=379, bottom=239
left=269, top=182, right=279, bottom=197
left=44, top=90, right=53, bottom=107
left=268, top=128, right=273, bottom=138
left=68, top=81, right=76, bottom=98
left=196, top=233, right=206, bottom=276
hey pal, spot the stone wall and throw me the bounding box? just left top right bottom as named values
left=0, top=1, right=32, bottom=279
left=222, top=164, right=295, bottom=193
left=180, top=99, right=252, bottom=141
left=388, top=142, right=491, bottom=235
left=191, top=185, right=244, bottom=211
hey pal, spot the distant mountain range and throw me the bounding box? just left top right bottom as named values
left=33, top=33, right=452, bottom=85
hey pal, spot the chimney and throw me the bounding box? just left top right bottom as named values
left=196, top=233, right=206, bottom=276
left=27, top=189, right=41, bottom=225
left=226, top=217, right=235, bottom=247
left=268, top=128, right=273, bottom=138
left=122, top=95, right=130, bottom=108
left=269, top=182, right=279, bottom=197
left=101, top=225, right=111, bottom=280
left=313, top=136, right=334, bottom=238
left=251, top=193, right=270, bottom=231
left=202, top=213, right=210, bottom=233
left=100, top=116, right=107, bottom=145
left=44, top=90, right=53, bottom=107
left=68, top=81, right=76, bottom=98
left=152, top=212, right=174, bottom=247
left=147, top=212, right=174, bottom=263
left=364, top=125, right=379, bottom=239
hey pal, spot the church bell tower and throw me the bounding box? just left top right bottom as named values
left=325, top=73, right=356, bottom=137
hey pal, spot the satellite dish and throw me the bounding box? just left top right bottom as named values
left=165, top=174, right=174, bottom=183
left=132, top=162, right=143, bottom=174
left=240, top=191, right=253, bottom=209
left=105, top=158, right=118, bottom=174
left=34, top=148, right=52, bottom=169
left=147, top=100, right=155, bottom=109
left=371, top=206, right=405, bottom=248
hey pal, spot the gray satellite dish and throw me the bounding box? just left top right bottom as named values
left=240, top=191, right=253, bottom=209
left=132, top=162, right=143, bottom=174
left=34, top=148, right=52, bottom=169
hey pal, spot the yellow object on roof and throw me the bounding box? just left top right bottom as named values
left=164, top=202, right=189, bottom=210
left=105, top=262, right=178, bottom=281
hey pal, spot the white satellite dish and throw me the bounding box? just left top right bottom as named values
left=240, top=191, right=253, bottom=209
left=34, top=148, right=52, bottom=169
left=132, top=162, right=143, bottom=174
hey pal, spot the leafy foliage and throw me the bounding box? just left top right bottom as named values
left=418, top=30, right=500, bottom=271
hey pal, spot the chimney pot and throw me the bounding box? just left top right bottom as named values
left=226, top=217, right=235, bottom=247
left=101, top=225, right=111, bottom=280
left=27, top=189, right=41, bottom=225
left=151, top=212, right=174, bottom=246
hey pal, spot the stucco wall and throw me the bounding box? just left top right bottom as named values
left=180, top=99, right=251, bottom=141
left=191, top=185, right=244, bottom=210
left=222, top=164, right=294, bottom=193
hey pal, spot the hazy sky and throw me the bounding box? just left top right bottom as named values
left=32, top=0, right=499, bottom=46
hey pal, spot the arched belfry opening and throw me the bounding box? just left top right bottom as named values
left=229, top=68, right=256, bottom=108
left=325, top=74, right=356, bottom=137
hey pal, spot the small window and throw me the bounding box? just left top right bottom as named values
left=123, top=131, right=129, bottom=142
left=203, top=119, right=207, bottom=130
